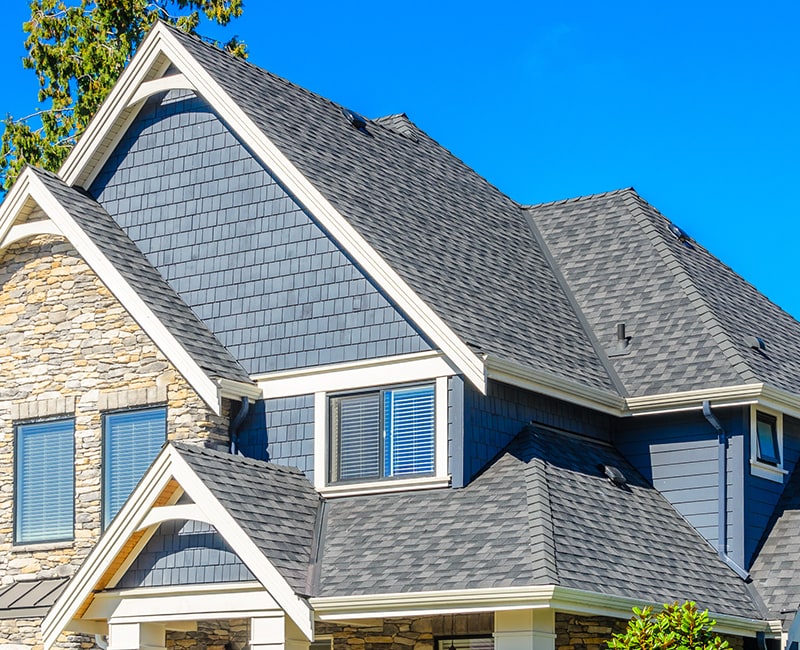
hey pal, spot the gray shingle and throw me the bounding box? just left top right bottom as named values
left=318, top=426, right=761, bottom=619
left=30, top=168, right=253, bottom=386
left=163, top=26, right=618, bottom=394
left=172, top=442, right=321, bottom=595
left=530, top=188, right=800, bottom=396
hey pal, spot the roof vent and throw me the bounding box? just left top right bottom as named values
left=744, top=335, right=766, bottom=351
left=598, top=463, right=627, bottom=487
left=667, top=222, right=692, bottom=244
left=342, top=107, right=367, bottom=131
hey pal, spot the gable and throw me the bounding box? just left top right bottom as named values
left=89, top=89, right=432, bottom=376
left=117, top=518, right=255, bottom=588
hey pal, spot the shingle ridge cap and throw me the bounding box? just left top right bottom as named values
left=164, top=23, right=372, bottom=126
left=621, top=192, right=760, bottom=385
left=170, top=441, right=308, bottom=477
left=523, top=187, right=637, bottom=210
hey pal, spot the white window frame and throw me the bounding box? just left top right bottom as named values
left=255, top=351, right=454, bottom=496
left=750, top=405, right=787, bottom=483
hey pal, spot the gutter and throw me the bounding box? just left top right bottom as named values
left=310, top=585, right=777, bottom=637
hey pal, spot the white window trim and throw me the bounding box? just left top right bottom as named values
left=313, top=374, right=451, bottom=496
left=750, top=405, right=788, bottom=483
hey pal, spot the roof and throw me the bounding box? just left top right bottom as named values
left=750, top=461, right=800, bottom=625
left=160, top=26, right=619, bottom=395
left=0, top=578, right=69, bottom=620
left=172, top=442, right=321, bottom=595
left=318, top=426, right=761, bottom=619
left=529, top=188, right=800, bottom=397
left=30, top=168, right=253, bottom=386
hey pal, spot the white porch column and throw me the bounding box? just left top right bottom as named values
left=494, top=610, right=555, bottom=650
left=107, top=622, right=166, bottom=650
left=251, top=613, right=310, bottom=650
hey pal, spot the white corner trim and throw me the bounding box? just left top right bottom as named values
left=21, top=170, right=222, bottom=414
left=435, top=376, right=449, bottom=478
left=57, top=23, right=487, bottom=394
left=257, top=351, right=455, bottom=399
left=0, top=219, right=63, bottom=251
left=126, top=73, right=196, bottom=108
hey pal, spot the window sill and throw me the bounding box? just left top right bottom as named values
left=12, top=540, right=73, bottom=552
left=750, top=459, right=787, bottom=483
left=319, top=475, right=451, bottom=498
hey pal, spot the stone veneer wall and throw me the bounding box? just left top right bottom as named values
left=317, top=614, right=493, bottom=650
left=0, top=236, right=231, bottom=649
left=554, top=614, right=744, bottom=650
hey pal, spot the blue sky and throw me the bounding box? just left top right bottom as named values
left=1, top=2, right=798, bottom=320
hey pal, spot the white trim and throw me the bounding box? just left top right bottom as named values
left=136, top=503, right=212, bottom=531
left=750, top=405, right=786, bottom=483
left=218, top=378, right=263, bottom=401
left=57, top=23, right=487, bottom=393
left=319, top=476, right=450, bottom=498
left=313, top=392, right=327, bottom=491
left=486, top=356, right=624, bottom=416
left=256, top=351, right=455, bottom=398
left=315, top=376, right=450, bottom=494
left=126, top=73, right=196, bottom=108
left=86, top=584, right=279, bottom=623
left=42, top=445, right=314, bottom=649
left=310, top=585, right=776, bottom=637
left=0, top=219, right=63, bottom=250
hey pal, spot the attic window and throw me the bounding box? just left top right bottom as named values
left=750, top=406, right=787, bottom=483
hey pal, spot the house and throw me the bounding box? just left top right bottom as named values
left=0, top=19, right=798, bottom=650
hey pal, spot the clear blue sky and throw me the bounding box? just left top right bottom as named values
left=1, top=2, right=798, bottom=320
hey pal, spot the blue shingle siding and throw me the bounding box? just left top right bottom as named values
left=263, top=395, right=315, bottom=479
left=745, top=413, right=800, bottom=567
left=614, top=408, right=747, bottom=564
left=462, top=380, right=611, bottom=483
left=90, top=90, right=430, bottom=375
left=117, top=519, right=254, bottom=588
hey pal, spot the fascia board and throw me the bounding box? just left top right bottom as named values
left=25, top=171, right=222, bottom=413
left=311, top=585, right=774, bottom=638
left=218, top=378, right=263, bottom=401
left=66, top=25, right=487, bottom=394
left=625, top=384, right=765, bottom=415
left=42, top=448, right=176, bottom=650
left=59, top=24, right=173, bottom=187
left=166, top=450, right=314, bottom=639
left=486, top=355, right=625, bottom=415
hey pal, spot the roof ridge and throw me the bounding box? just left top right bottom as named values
left=621, top=192, right=760, bottom=385
left=523, top=187, right=636, bottom=210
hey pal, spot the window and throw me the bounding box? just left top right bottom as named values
left=750, top=406, right=786, bottom=483
left=103, top=407, right=167, bottom=527
left=756, top=411, right=780, bottom=465
left=436, top=638, right=494, bottom=650
left=15, top=419, right=74, bottom=544
left=329, top=384, right=435, bottom=483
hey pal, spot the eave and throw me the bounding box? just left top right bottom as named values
left=310, top=586, right=777, bottom=638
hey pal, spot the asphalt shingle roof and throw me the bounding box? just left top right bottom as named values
left=165, top=26, right=619, bottom=395
left=173, top=442, right=321, bottom=595
left=750, top=462, right=800, bottom=626
left=318, top=427, right=761, bottom=619
left=31, top=168, right=253, bottom=386
left=530, top=188, right=800, bottom=396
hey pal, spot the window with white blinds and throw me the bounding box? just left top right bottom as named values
left=15, top=419, right=75, bottom=544
left=103, top=407, right=166, bottom=527
left=330, top=384, right=435, bottom=483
